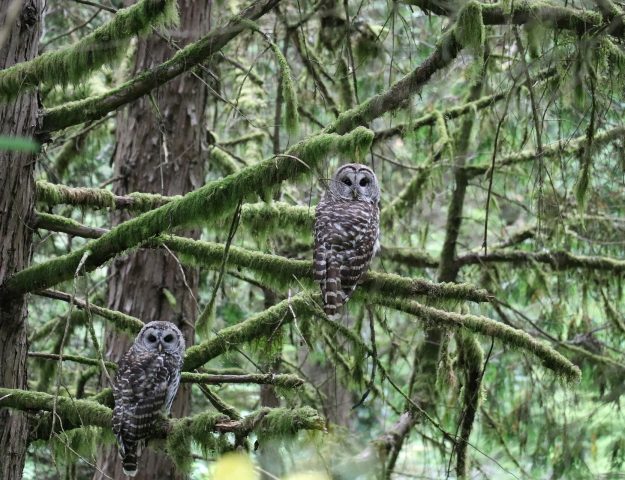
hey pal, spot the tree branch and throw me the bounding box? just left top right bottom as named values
left=40, top=0, right=282, bottom=133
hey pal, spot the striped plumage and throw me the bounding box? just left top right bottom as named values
left=314, top=164, right=380, bottom=317
left=112, top=321, right=184, bottom=477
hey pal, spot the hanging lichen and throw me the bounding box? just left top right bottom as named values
left=268, top=41, right=300, bottom=135
left=0, top=0, right=179, bottom=102
left=455, top=331, right=484, bottom=478
left=166, top=412, right=230, bottom=472
left=454, top=2, right=485, bottom=84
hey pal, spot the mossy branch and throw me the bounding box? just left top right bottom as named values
left=381, top=161, right=432, bottom=223
left=455, top=250, right=625, bottom=272
left=164, top=236, right=491, bottom=303
left=465, top=126, right=625, bottom=178
left=455, top=331, right=484, bottom=478
left=36, top=289, right=144, bottom=333
left=373, top=90, right=505, bottom=142
left=403, top=0, right=601, bottom=35
left=1, top=127, right=373, bottom=298
left=36, top=180, right=178, bottom=211
left=34, top=211, right=109, bottom=239
left=40, top=0, right=282, bottom=133
left=0, top=388, right=113, bottom=430
left=26, top=353, right=305, bottom=386
left=0, top=388, right=323, bottom=453
left=167, top=407, right=324, bottom=472
left=184, top=293, right=313, bottom=370
left=0, top=0, right=178, bottom=103
left=324, top=31, right=462, bottom=135
left=377, top=297, right=581, bottom=382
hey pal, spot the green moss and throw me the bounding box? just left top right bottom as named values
left=269, top=42, right=299, bottom=135
left=337, top=56, right=355, bottom=110
left=167, top=412, right=228, bottom=472
left=51, top=426, right=103, bottom=467
left=239, top=202, right=314, bottom=238
left=456, top=331, right=484, bottom=478
left=252, top=406, right=325, bottom=442
left=4, top=127, right=373, bottom=298
left=209, top=146, right=241, bottom=176
left=0, top=388, right=113, bottom=428
left=381, top=163, right=431, bottom=223
left=184, top=293, right=313, bottom=370
left=0, top=0, right=178, bottom=102
left=377, top=297, right=581, bottom=382
left=128, top=192, right=181, bottom=211
left=37, top=180, right=116, bottom=209
left=454, top=2, right=485, bottom=84
left=433, top=111, right=453, bottom=161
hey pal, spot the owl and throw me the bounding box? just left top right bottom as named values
left=112, top=321, right=185, bottom=477
left=314, top=163, right=380, bottom=318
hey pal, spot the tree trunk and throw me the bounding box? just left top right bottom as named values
left=93, top=1, right=210, bottom=478
left=0, top=2, right=41, bottom=479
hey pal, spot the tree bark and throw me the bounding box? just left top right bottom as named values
left=93, top=1, right=210, bottom=478
left=0, top=1, right=42, bottom=479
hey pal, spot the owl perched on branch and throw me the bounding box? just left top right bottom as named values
left=314, top=163, right=381, bottom=318
left=112, top=321, right=185, bottom=477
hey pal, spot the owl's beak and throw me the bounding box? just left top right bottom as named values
left=351, top=188, right=358, bottom=199
left=158, top=342, right=163, bottom=352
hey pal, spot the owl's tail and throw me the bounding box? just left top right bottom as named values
left=117, top=439, right=139, bottom=477
left=122, top=451, right=139, bottom=477
left=322, top=260, right=345, bottom=318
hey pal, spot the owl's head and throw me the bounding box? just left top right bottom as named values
left=328, top=163, right=380, bottom=203
left=136, top=321, right=185, bottom=354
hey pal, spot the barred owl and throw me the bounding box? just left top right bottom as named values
left=314, top=163, right=380, bottom=317
left=112, top=321, right=185, bottom=477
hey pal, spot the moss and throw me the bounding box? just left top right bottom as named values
left=0, top=0, right=178, bottom=102
left=456, top=331, right=484, bottom=478
left=167, top=412, right=228, bottom=472
left=337, top=56, right=355, bottom=110
left=51, top=426, right=102, bottom=467
left=37, top=180, right=116, bottom=209
left=269, top=41, right=300, bottom=135
left=180, top=372, right=304, bottom=387
left=454, top=2, right=485, bottom=84
left=252, top=406, right=325, bottom=442
left=0, top=387, right=113, bottom=428
left=433, top=111, right=453, bottom=161
left=4, top=127, right=372, bottom=298
left=239, top=202, right=314, bottom=238
left=209, top=146, right=241, bottom=176
left=184, top=293, right=313, bottom=370
left=128, top=192, right=181, bottom=211
left=377, top=297, right=581, bottom=382
left=381, top=162, right=431, bottom=223
left=164, top=236, right=490, bottom=304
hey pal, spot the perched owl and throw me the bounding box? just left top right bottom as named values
left=112, top=321, right=185, bottom=477
left=314, top=163, right=380, bottom=317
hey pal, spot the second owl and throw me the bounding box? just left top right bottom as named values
left=112, top=321, right=185, bottom=477
left=314, top=163, right=380, bottom=317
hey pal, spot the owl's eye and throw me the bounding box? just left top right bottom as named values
left=359, top=177, right=369, bottom=186
left=163, top=334, right=174, bottom=343
left=147, top=334, right=157, bottom=343
left=342, top=178, right=352, bottom=186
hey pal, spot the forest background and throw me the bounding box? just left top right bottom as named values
left=1, top=0, right=625, bottom=478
